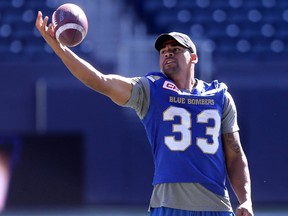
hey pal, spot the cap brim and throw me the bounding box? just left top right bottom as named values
left=155, top=33, right=192, bottom=52
left=154, top=34, right=175, bottom=51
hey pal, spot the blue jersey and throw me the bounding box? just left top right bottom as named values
left=141, top=72, right=228, bottom=196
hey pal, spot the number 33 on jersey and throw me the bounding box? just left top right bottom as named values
left=163, top=106, right=220, bottom=154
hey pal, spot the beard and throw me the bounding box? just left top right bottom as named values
left=162, top=66, right=180, bottom=76
left=162, top=63, right=180, bottom=76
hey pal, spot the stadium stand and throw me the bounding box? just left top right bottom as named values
left=127, top=0, right=288, bottom=60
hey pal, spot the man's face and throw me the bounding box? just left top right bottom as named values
left=159, top=39, right=193, bottom=76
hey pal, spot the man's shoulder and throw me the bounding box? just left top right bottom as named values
left=195, top=79, right=228, bottom=95
left=145, top=72, right=166, bottom=82
left=202, top=80, right=228, bottom=90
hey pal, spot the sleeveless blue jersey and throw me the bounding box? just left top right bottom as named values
left=141, top=72, right=228, bottom=196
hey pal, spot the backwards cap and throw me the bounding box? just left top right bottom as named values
left=154, top=32, right=196, bottom=53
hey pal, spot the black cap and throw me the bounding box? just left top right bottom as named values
left=155, top=32, right=197, bottom=53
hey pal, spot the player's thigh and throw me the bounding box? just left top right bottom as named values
left=150, top=207, right=235, bottom=216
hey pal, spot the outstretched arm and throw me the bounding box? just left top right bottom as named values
left=222, top=132, right=254, bottom=216
left=35, top=11, right=133, bottom=106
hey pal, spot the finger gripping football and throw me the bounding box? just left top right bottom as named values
left=52, top=3, right=88, bottom=47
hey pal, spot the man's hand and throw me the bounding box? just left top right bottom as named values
left=235, top=201, right=254, bottom=216
left=35, top=11, right=63, bottom=51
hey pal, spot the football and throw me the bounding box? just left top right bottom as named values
left=52, top=3, right=88, bottom=47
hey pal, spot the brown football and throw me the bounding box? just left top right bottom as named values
left=52, top=3, right=88, bottom=47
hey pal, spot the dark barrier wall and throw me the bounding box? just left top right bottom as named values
left=1, top=62, right=288, bottom=207
left=6, top=134, right=83, bottom=207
